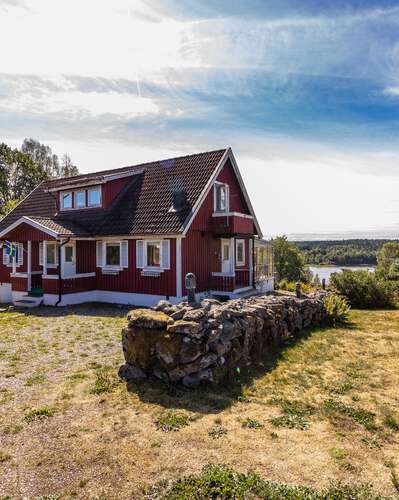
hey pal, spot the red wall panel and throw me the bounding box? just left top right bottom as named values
left=96, top=239, right=176, bottom=297
left=102, top=177, right=131, bottom=208
left=0, top=223, right=55, bottom=242
left=216, top=159, right=251, bottom=214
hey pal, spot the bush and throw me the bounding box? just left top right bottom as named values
left=278, top=279, right=311, bottom=294
left=330, top=270, right=395, bottom=309
left=324, top=294, right=350, bottom=325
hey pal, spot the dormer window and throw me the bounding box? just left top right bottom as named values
left=60, top=186, right=102, bottom=211
left=214, top=182, right=229, bottom=213
left=61, top=192, right=73, bottom=210
left=75, top=190, right=86, bottom=209
left=88, top=186, right=101, bottom=207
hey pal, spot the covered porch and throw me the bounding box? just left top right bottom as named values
left=0, top=217, right=96, bottom=306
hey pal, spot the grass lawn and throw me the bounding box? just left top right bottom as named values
left=0, top=304, right=399, bottom=498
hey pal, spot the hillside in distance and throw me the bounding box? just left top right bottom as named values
left=296, top=239, right=398, bottom=266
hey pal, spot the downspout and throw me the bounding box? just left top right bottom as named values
left=55, top=237, right=70, bottom=307
left=252, top=236, right=256, bottom=289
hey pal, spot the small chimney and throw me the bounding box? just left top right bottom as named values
left=172, top=189, right=187, bottom=211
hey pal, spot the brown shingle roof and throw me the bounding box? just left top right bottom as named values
left=0, top=148, right=227, bottom=238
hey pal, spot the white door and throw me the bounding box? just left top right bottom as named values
left=62, top=243, right=76, bottom=277
left=221, top=239, right=232, bottom=273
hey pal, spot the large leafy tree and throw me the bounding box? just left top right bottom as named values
left=273, top=235, right=309, bottom=282
left=376, top=242, right=399, bottom=281
left=0, top=139, right=79, bottom=218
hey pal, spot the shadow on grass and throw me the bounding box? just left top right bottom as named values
left=126, top=321, right=348, bottom=415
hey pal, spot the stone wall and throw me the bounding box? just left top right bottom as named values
left=118, top=292, right=327, bottom=388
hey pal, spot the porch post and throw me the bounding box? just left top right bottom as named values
left=12, top=242, right=16, bottom=275
left=27, top=241, right=32, bottom=291
left=43, top=241, right=47, bottom=276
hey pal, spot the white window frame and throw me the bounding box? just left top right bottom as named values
left=75, top=190, right=86, bottom=209
left=213, top=182, right=229, bottom=213
left=104, top=241, right=121, bottom=268
left=60, top=191, right=73, bottom=210
left=100, top=240, right=129, bottom=269
left=144, top=240, right=162, bottom=270
left=88, top=186, right=102, bottom=208
left=236, top=239, right=245, bottom=266
left=46, top=242, right=58, bottom=268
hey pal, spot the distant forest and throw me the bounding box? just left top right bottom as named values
left=296, top=239, right=399, bottom=266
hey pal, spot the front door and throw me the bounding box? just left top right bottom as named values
left=221, top=239, right=232, bottom=273
left=62, top=243, right=76, bottom=277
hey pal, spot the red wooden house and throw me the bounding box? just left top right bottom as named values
left=0, top=148, right=274, bottom=307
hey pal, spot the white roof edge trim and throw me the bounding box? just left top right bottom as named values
left=0, top=216, right=59, bottom=239
left=227, top=149, right=263, bottom=238
left=181, top=148, right=263, bottom=238
left=180, top=148, right=230, bottom=235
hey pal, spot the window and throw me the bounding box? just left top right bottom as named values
left=47, top=243, right=57, bottom=265
left=214, top=183, right=228, bottom=212
left=147, top=241, right=161, bottom=267
left=105, top=242, right=120, bottom=266
left=61, top=192, right=72, bottom=209
left=223, top=242, right=229, bottom=261
left=65, top=246, right=73, bottom=263
left=236, top=239, right=245, bottom=266
left=88, top=186, right=101, bottom=207
left=75, top=190, right=86, bottom=209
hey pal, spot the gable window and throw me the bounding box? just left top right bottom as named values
left=75, top=190, right=86, bottom=209
left=214, top=183, right=229, bottom=212
left=147, top=241, right=161, bottom=267
left=88, top=186, right=101, bottom=207
left=105, top=242, right=121, bottom=266
left=61, top=192, right=73, bottom=210
left=236, top=239, right=245, bottom=266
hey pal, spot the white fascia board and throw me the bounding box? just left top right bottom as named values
left=181, top=148, right=263, bottom=238
left=0, top=216, right=58, bottom=239
left=181, top=148, right=230, bottom=235
left=227, top=150, right=263, bottom=238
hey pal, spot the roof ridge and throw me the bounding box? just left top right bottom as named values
left=45, top=148, right=229, bottom=187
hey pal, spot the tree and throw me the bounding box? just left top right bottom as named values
left=0, top=199, right=19, bottom=219
left=21, top=138, right=60, bottom=178
left=376, top=242, right=399, bottom=281
left=273, top=235, right=309, bottom=283
left=60, top=154, right=79, bottom=178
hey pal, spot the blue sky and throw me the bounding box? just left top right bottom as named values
left=1, top=0, right=399, bottom=236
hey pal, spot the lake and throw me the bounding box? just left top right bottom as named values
left=310, top=265, right=375, bottom=284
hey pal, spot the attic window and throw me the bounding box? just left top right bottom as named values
left=61, top=192, right=73, bottom=210
left=88, top=186, right=101, bottom=207
left=214, top=182, right=229, bottom=213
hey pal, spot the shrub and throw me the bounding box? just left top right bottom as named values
left=156, top=412, right=190, bottom=432
left=330, top=270, right=395, bottom=309
left=278, top=279, right=311, bottom=294
left=24, top=406, right=56, bottom=422
left=323, top=294, right=350, bottom=325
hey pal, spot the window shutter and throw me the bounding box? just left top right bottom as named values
left=161, top=240, right=170, bottom=269
left=39, top=242, right=43, bottom=266
left=17, top=243, right=23, bottom=266
left=96, top=241, right=103, bottom=267
left=136, top=240, right=144, bottom=268
left=121, top=241, right=128, bottom=267
left=2, top=247, right=9, bottom=266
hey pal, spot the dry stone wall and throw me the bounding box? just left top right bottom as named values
left=118, top=292, right=327, bottom=388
